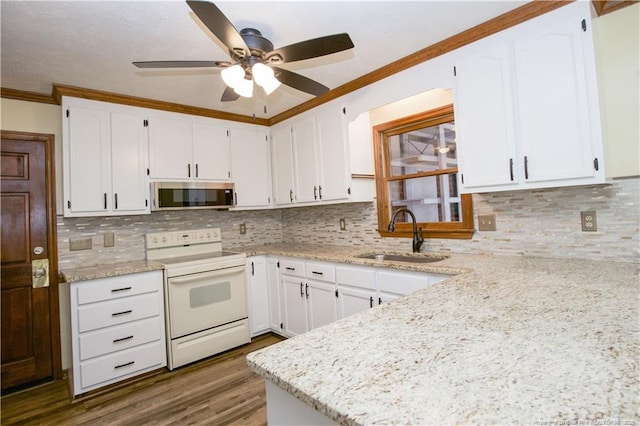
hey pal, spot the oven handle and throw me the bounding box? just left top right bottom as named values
left=169, top=266, right=245, bottom=285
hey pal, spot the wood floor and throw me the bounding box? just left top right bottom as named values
left=1, top=333, right=284, bottom=425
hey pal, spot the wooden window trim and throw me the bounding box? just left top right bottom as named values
left=373, top=105, right=475, bottom=240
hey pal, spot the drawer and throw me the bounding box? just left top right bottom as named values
left=80, top=341, right=164, bottom=389
left=336, top=266, right=376, bottom=290
left=305, top=262, right=335, bottom=283
left=79, top=317, right=163, bottom=361
left=279, top=259, right=305, bottom=277
left=377, top=270, right=432, bottom=296
left=75, top=271, right=162, bottom=305
left=77, top=293, right=161, bottom=333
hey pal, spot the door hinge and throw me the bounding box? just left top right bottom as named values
left=581, top=19, right=587, bottom=32
left=453, top=66, right=457, bottom=76
left=277, top=261, right=280, bottom=268
left=146, top=168, right=150, bottom=176
left=228, top=171, right=231, bottom=178
left=280, top=322, right=283, bottom=330
left=593, top=158, right=599, bottom=171
left=342, top=107, right=346, bottom=115
left=67, top=200, right=71, bottom=209
left=347, top=187, right=351, bottom=195
left=143, top=119, right=149, bottom=127
left=66, top=109, right=70, bottom=118
left=227, top=129, right=229, bottom=137
left=268, top=197, right=271, bottom=204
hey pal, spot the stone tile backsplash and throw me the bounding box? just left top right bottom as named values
left=57, top=177, right=639, bottom=269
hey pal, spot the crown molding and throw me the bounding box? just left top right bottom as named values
left=0, top=87, right=57, bottom=104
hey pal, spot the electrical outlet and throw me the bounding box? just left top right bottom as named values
left=239, top=223, right=246, bottom=235
left=478, top=214, right=497, bottom=231
left=581, top=211, right=597, bottom=232
left=104, top=232, right=115, bottom=247
left=339, top=218, right=346, bottom=231
left=69, top=237, right=92, bottom=251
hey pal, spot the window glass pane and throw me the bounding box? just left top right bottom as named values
left=388, top=121, right=456, bottom=177
left=388, top=173, right=461, bottom=223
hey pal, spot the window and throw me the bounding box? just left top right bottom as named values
left=373, top=105, right=474, bottom=240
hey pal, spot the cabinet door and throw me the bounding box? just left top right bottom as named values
left=247, top=257, right=269, bottom=336
left=271, top=125, right=296, bottom=206
left=514, top=17, right=598, bottom=183
left=337, top=286, right=375, bottom=320
left=231, top=128, right=271, bottom=208
left=65, top=105, right=111, bottom=215
left=267, top=258, right=282, bottom=333
left=454, top=43, right=518, bottom=191
left=292, top=117, right=319, bottom=203
left=306, top=280, right=337, bottom=331
left=110, top=112, right=149, bottom=214
left=192, top=122, right=230, bottom=181
left=316, top=107, right=350, bottom=201
left=148, top=117, right=191, bottom=179
left=281, top=275, right=307, bottom=337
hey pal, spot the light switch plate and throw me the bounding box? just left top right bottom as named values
left=478, top=214, right=497, bottom=231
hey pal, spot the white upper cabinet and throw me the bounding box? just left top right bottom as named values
left=271, top=123, right=296, bottom=206
left=230, top=127, right=272, bottom=209
left=454, top=2, right=604, bottom=193
left=63, top=97, right=149, bottom=217
left=315, top=106, right=350, bottom=202
left=292, top=116, right=320, bottom=203
left=147, top=114, right=230, bottom=181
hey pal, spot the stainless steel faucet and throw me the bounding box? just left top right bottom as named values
left=387, top=208, right=424, bottom=253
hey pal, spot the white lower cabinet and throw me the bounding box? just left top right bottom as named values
left=69, top=270, right=166, bottom=396
left=275, top=257, right=451, bottom=338
left=267, top=258, right=282, bottom=334
left=246, top=257, right=270, bottom=337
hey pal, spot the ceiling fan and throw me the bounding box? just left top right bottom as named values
left=133, top=1, right=354, bottom=102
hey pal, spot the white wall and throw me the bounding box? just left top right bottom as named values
left=594, top=3, right=640, bottom=178
left=1, top=98, right=64, bottom=213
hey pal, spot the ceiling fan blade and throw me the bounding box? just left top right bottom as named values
left=186, top=1, right=249, bottom=57
left=133, top=60, right=229, bottom=68
left=272, top=67, right=329, bottom=97
left=221, top=86, right=240, bottom=102
left=268, top=33, right=354, bottom=63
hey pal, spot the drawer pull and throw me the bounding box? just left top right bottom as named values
left=113, top=335, right=134, bottom=343
left=112, top=310, right=132, bottom=317
left=312, top=271, right=323, bottom=276
left=369, top=296, right=373, bottom=308
left=285, top=267, right=295, bottom=271
left=111, top=286, right=132, bottom=293
left=114, top=361, right=135, bottom=369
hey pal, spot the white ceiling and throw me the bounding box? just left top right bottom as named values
left=1, top=0, right=528, bottom=119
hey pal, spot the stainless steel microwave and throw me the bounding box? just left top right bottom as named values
left=151, top=182, right=234, bottom=211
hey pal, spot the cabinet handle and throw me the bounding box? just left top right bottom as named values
left=111, top=286, right=132, bottom=293
left=300, top=282, right=304, bottom=297
left=335, top=289, right=339, bottom=298
left=524, top=156, right=529, bottom=180
left=378, top=297, right=382, bottom=305
left=305, top=283, right=309, bottom=299
left=312, top=271, right=323, bottom=276
left=314, top=186, right=318, bottom=200
left=195, top=163, right=199, bottom=178
left=188, top=164, right=191, bottom=178
left=370, top=296, right=373, bottom=308
left=319, top=185, right=323, bottom=199
left=112, top=309, right=132, bottom=317
left=251, top=262, right=254, bottom=276
left=114, top=361, right=135, bottom=369
left=104, top=193, right=107, bottom=209
left=286, top=267, right=295, bottom=271
left=509, top=158, right=514, bottom=181
left=289, top=189, right=294, bottom=203
left=113, top=335, right=134, bottom=343
left=234, top=192, right=238, bottom=206
left=114, top=193, right=118, bottom=210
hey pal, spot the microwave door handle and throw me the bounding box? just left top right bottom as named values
left=169, top=266, right=245, bottom=284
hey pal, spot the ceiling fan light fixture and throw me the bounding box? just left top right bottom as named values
left=252, top=63, right=281, bottom=95
left=221, top=64, right=245, bottom=89
left=233, top=77, right=254, bottom=98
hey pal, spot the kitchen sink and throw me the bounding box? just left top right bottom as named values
left=355, top=253, right=448, bottom=263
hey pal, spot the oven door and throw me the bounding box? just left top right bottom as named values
left=166, top=265, right=247, bottom=339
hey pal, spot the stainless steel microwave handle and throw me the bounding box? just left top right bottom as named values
left=169, top=266, right=245, bottom=285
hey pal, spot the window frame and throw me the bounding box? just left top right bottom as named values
left=373, top=104, right=475, bottom=240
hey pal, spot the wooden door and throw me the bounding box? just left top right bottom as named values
left=1, top=131, right=61, bottom=392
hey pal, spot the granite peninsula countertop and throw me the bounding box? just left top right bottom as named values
left=245, top=245, right=640, bottom=425
left=60, top=260, right=164, bottom=283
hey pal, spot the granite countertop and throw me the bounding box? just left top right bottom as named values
left=245, top=245, right=640, bottom=425
left=60, top=260, right=164, bottom=283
